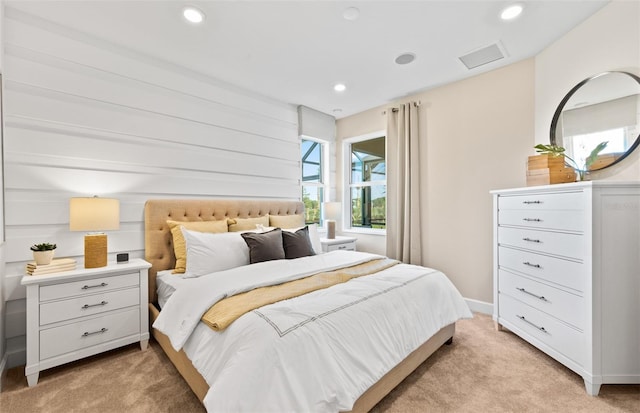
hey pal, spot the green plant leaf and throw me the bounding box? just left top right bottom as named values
left=534, top=143, right=566, bottom=155
left=584, top=141, right=609, bottom=168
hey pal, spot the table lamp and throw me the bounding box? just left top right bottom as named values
left=324, top=202, right=341, bottom=239
left=70, top=196, right=120, bottom=268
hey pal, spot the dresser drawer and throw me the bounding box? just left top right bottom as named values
left=40, top=273, right=140, bottom=301
left=498, top=246, right=585, bottom=292
left=498, top=209, right=584, bottom=232
left=325, top=241, right=356, bottom=252
left=499, top=191, right=584, bottom=211
left=499, top=269, right=585, bottom=330
left=40, top=287, right=140, bottom=326
left=40, top=307, right=140, bottom=360
left=498, top=226, right=584, bottom=260
left=499, top=293, right=584, bottom=366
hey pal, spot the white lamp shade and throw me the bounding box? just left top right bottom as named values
left=70, top=197, right=120, bottom=231
left=324, top=202, right=341, bottom=220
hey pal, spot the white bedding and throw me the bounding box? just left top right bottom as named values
left=154, top=251, right=472, bottom=412
left=156, top=270, right=185, bottom=309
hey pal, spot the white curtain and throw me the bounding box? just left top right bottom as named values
left=386, top=102, right=422, bottom=265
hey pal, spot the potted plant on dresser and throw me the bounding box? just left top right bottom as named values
left=30, top=243, right=57, bottom=265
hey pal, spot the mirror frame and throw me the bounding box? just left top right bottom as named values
left=550, top=71, right=640, bottom=172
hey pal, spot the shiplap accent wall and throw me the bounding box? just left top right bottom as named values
left=2, top=7, right=300, bottom=367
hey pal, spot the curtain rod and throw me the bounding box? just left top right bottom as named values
left=381, top=100, right=421, bottom=115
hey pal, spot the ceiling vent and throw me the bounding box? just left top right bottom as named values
left=458, top=43, right=506, bottom=70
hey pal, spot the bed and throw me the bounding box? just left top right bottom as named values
left=144, top=199, right=471, bottom=412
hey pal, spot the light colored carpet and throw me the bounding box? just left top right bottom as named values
left=1, top=313, right=638, bottom=412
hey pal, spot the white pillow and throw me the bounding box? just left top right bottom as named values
left=181, top=228, right=250, bottom=278
left=306, top=224, right=323, bottom=255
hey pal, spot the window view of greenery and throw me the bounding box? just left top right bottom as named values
left=350, top=137, right=385, bottom=229
left=301, top=139, right=323, bottom=225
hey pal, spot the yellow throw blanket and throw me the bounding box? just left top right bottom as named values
left=201, top=258, right=398, bottom=331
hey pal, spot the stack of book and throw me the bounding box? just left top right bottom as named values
left=26, top=258, right=77, bottom=276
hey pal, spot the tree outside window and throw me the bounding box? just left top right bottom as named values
left=301, top=139, right=324, bottom=225
left=349, top=136, right=386, bottom=229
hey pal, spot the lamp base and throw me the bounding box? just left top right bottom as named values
left=327, top=220, right=336, bottom=239
left=84, top=233, right=108, bottom=268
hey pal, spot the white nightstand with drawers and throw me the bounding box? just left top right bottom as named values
left=320, top=236, right=357, bottom=252
left=491, top=181, right=640, bottom=396
left=21, top=258, right=151, bottom=386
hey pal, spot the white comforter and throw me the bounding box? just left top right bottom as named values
left=154, top=251, right=472, bottom=412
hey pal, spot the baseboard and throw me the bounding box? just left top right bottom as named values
left=464, top=297, right=493, bottom=315
left=0, top=351, right=8, bottom=392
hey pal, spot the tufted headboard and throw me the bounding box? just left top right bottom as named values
left=144, top=199, right=304, bottom=304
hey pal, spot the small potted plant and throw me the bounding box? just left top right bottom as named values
left=30, top=243, right=57, bottom=265
left=534, top=141, right=608, bottom=181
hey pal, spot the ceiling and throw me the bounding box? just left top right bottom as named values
left=6, top=1, right=609, bottom=119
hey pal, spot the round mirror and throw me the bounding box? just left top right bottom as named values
left=550, top=71, right=640, bottom=172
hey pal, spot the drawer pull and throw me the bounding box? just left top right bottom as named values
left=522, top=261, right=542, bottom=269
left=81, top=301, right=109, bottom=309
left=522, top=218, right=542, bottom=222
left=81, top=327, right=108, bottom=337
left=522, top=237, right=541, bottom=243
left=516, top=315, right=547, bottom=333
left=516, top=287, right=548, bottom=302
left=338, top=246, right=347, bottom=250
left=81, top=282, right=108, bottom=290
left=522, top=200, right=542, bottom=205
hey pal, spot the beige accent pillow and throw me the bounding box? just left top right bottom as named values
left=228, top=215, right=270, bottom=232
left=167, top=219, right=229, bottom=273
left=269, top=214, right=305, bottom=229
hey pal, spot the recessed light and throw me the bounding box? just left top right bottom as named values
left=343, top=7, right=360, bottom=21
left=395, top=53, right=416, bottom=65
left=183, top=6, right=205, bottom=24
left=334, top=83, right=346, bottom=92
left=501, top=4, right=523, bottom=20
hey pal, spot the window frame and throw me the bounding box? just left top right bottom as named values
left=342, top=130, right=387, bottom=235
left=301, top=136, right=329, bottom=227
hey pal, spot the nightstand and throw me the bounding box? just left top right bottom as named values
left=21, top=258, right=151, bottom=386
left=320, top=236, right=357, bottom=252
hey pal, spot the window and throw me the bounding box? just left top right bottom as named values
left=345, top=134, right=386, bottom=231
left=301, top=138, right=325, bottom=225
left=564, top=127, right=628, bottom=168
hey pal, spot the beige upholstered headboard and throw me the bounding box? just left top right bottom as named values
left=144, top=199, right=304, bottom=304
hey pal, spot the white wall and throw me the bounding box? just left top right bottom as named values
left=0, top=0, right=6, bottom=388
left=1, top=7, right=299, bottom=368
left=336, top=60, right=535, bottom=304
left=535, top=0, right=640, bottom=181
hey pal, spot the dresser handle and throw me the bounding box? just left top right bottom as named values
left=81, top=327, right=108, bottom=337
left=516, top=287, right=548, bottom=302
left=81, top=301, right=108, bottom=309
left=522, top=218, right=542, bottom=222
left=522, top=261, right=542, bottom=269
left=81, top=282, right=108, bottom=290
left=516, top=315, right=547, bottom=333
left=522, top=200, right=542, bottom=205
left=522, top=237, right=541, bottom=243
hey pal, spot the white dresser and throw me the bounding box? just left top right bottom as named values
left=21, top=259, right=151, bottom=386
left=491, top=181, right=640, bottom=395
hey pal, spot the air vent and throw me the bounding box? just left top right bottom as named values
left=459, top=43, right=505, bottom=70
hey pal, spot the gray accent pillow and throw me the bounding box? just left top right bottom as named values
left=241, top=228, right=285, bottom=264
left=282, top=226, right=316, bottom=259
